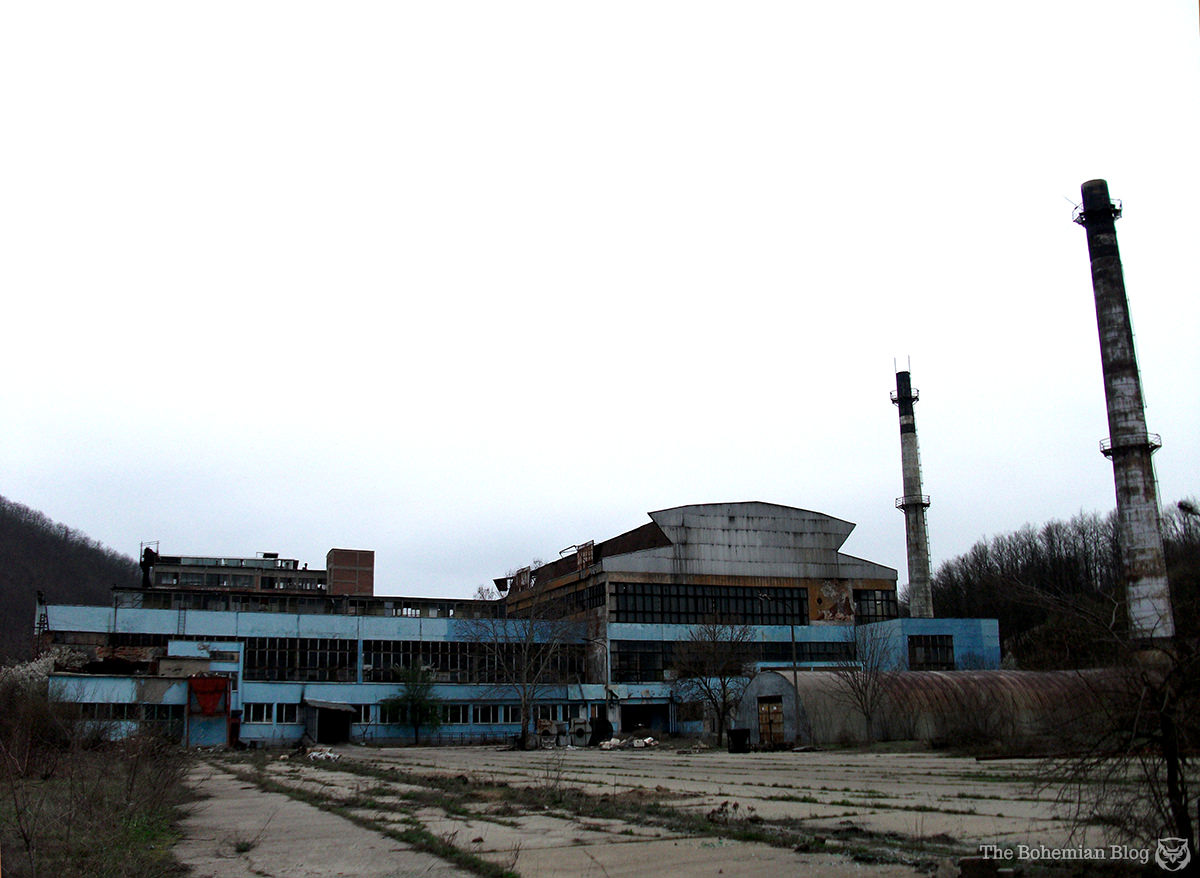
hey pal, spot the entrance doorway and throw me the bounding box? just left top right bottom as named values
left=757, top=696, right=784, bottom=747
left=304, top=700, right=356, bottom=744
left=316, top=708, right=351, bottom=743
left=620, top=703, right=669, bottom=734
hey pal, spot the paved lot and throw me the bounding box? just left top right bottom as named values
left=177, top=763, right=469, bottom=877
left=178, top=744, right=1098, bottom=877
left=354, top=743, right=1087, bottom=849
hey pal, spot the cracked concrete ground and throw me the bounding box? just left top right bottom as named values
left=176, top=744, right=1097, bottom=877
left=176, top=764, right=469, bottom=877
left=346, top=744, right=1097, bottom=850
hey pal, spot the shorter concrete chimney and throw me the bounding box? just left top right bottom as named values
left=892, top=369, right=933, bottom=618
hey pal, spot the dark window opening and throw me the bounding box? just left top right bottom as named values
left=908, top=634, right=954, bottom=670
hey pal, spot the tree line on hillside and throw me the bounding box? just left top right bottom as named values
left=0, top=496, right=139, bottom=662
left=929, top=498, right=1199, bottom=668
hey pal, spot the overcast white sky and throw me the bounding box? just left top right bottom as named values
left=2, top=2, right=1197, bottom=600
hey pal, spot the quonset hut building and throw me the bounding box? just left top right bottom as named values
left=37, top=502, right=999, bottom=747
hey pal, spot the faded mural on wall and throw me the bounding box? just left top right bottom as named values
left=810, top=579, right=853, bottom=624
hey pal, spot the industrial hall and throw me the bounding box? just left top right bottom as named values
left=35, top=501, right=999, bottom=748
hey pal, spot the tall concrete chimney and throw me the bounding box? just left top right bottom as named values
left=892, top=369, right=933, bottom=618
left=1075, top=179, right=1174, bottom=641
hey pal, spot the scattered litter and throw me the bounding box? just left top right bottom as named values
left=307, top=746, right=341, bottom=761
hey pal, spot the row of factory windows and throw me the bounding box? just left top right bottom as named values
left=242, top=637, right=588, bottom=684
left=361, top=639, right=586, bottom=683
left=154, top=572, right=327, bottom=591
left=117, top=585, right=898, bottom=624
left=609, top=584, right=900, bottom=626
left=507, top=584, right=607, bottom=619
left=107, top=629, right=931, bottom=683
left=77, top=702, right=185, bottom=722
left=121, top=592, right=498, bottom=618
left=610, top=584, right=810, bottom=626
left=610, top=639, right=856, bottom=682
left=105, top=632, right=912, bottom=684
left=240, top=702, right=597, bottom=726
left=113, top=585, right=898, bottom=624
left=134, top=592, right=347, bottom=613
left=908, top=635, right=954, bottom=671
left=69, top=700, right=597, bottom=728
left=610, top=634, right=955, bottom=680
left=75, top=702, right=186, bottom=737
left=853, top=590, right=901, bottom=624
left=525, top=585, right=604, bottom=618
left=243, top=637, right=358, bottom=681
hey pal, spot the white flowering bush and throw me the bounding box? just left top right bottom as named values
left=0, top=648, right=85, bottom=695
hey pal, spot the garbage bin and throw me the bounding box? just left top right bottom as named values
left=727, top=729, right=750, bottom=753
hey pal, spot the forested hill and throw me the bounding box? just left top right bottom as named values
left=0, top=496, right=139, bottom=661
left=930, top=498, right=1199, bottom=669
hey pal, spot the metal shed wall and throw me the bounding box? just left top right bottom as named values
left=736, top=669, right=1106, bottom=747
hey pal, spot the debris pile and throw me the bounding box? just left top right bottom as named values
left=598, top=736, right=658, bottom=750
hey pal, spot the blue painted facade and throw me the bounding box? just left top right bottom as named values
left=39, top=503, right=1000, bottom=746
left=869, top=617, right=1002, bottom=671
left=44, top=609, right=999, bottom=746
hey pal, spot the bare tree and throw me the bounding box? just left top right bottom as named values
left=473, top=584, right=501, bottom=602
left=672, top=620, right=756, bottom=746
left=1023, top=582, right=1199, bottom=855
left=830, top=623, right=898, bottom=743
left=460, top=570, right=582, bottom=750
left=917, top=499, right=1200, bottom=850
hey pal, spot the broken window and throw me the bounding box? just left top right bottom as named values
left=243, top=637, right=357, bottom=682
left=243, top=702, right=273, bottom=723
left=853, top=590, right=900, bottom=624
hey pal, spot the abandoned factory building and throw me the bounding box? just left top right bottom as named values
left=37, top=502, right=999, bottom=747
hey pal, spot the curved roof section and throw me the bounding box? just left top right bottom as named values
left=754, top=668, right=1107, bottom=711
left=600, top=501, right=896, bottom=581
left=741, top=668, right=1111, bottom=744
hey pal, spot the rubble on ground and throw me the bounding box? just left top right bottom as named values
left=598, top=736, right=658, bottom=750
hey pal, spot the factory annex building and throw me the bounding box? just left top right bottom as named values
left=37, top=502, right=999, bottom=746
